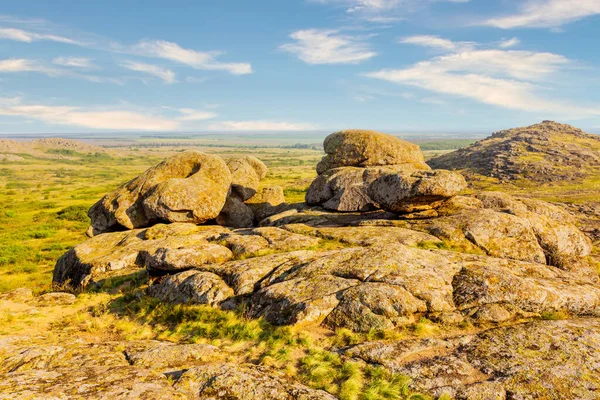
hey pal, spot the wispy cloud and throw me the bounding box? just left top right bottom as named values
left=121, top=61, right=176, bottom=84
left=366, top=36, right=598, bottom=116
left=208, top=120, right=317, bottom=131
left=52, top=57, right=95, bottom=68
left=280, top=29, right=376, bottom=64
left=0, top=58, right=127, bottom=85
left=120, top=40, right=252, bottom=75
left=311, top=0, right=469, bottom=22
left=0, top=58, right=47, bottom=73
left=498, top=37, right=520, bottom=49
left=399, top=35, right=475, bottom=52
left=0, top=27, right=80, bottom=44
left=0, top=97, right=179, bottom=131
left=484, top=0, right=600, bottom=29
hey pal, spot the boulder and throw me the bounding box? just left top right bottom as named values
left=324, top=283, right=427, bottom=332
left=316, top=130, right=430, bottom=174
left=38, top=292, right=76, bottom=306
left=216, top=227, right=320, bottom=258
left=306, top=166, right=416, bottom=212
left=148, top=270, right=234, bottom=306
left=226, top=156, right=268, bottom=201
left=52, top=225, right=228, bottom=288
left=88, top=151, right=231, bottom=234
left=216, top=195, right=255, bottom=228
left=246, top=186, right=287, bottom=222
left=368, top=170, right=467, bottom=213
left=140, top=243, right=233, bottom=275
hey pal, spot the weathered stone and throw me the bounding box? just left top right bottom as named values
left=143, top=223, right=228, bottom=240
left=410, top=209, right=546, bottom=264
left=174, top=363, right=337, bottom=400
left=475, top=192, right=593, bottom=272
left=219, top=231, right=271, bottom=257
left=306, top=166, right=422, bottom=212
left=316, top=130, right=430, bottom=174
left=0, top=339, right=186, bottom=399
left=251, top=275, right=359, bottom=325
left=89, top=151, right=231, bottom=234
left=246, top=186, right=286, bottom=222
left=260, top=207, right=395, bottom=228
left=125, top=342, right=219, bottom=369
left=350, top=319, right=600, bottom=398
left=211, top=250, right=326, bottom=296
left=141, top=243, right=233, bottom=274
left=283, top=224, right=441, bottom=247
left=53, top=226, right=228, bottom=288
left=472, top=303, right=514, bottom=323
left=226, top=155, right=268, bottom=201
left=368, top=169, right=467, bottom=213
left=324, top=283, right=427, bottom=332
left=38, top=292, right=76, bottom=306
left=435, top=196, right=484, bottom=217
left=148, top=270, right=234, bottom=306
left=251, top=226, right=320, bottom=250
left=216, top=195, right=255, bottom=228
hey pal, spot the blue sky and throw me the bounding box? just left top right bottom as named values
left=1, top=0, right=600, bottom=134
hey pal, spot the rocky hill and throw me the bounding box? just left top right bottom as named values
left=0, top=137, right=109, bottom=159
left=428, top=121, right=600, bottom=183
left=3, top=129, right=600, bottom=399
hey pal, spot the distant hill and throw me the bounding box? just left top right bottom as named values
left=0, top=138, right=109, bottom=159
left=428, top=121, right=600, bottom=184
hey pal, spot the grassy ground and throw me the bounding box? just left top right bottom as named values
left=1, top=139, right=596, bottom=400
left=0, top=145, right=321, bottom=294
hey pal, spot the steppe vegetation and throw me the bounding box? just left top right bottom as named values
left=0, top=141, right=450, bottom=399
left=1, top=128, right=599, bottom=399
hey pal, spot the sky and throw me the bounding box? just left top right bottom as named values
left=1, top=0, right=600, bottom=135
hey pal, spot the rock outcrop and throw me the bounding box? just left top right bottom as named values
left=345, top=318, right=600, bottom=399
left=88, top=151, right=231, bottom=234
left=316, top=129, right=429, bottom=174
left=307, top=130, right=466, bottom=213
left=429, top=120, right=600, bottom=183
left=47, top=128, right=600, bottom=399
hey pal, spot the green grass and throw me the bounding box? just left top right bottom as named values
left=54, top=289, right=432, bottom=399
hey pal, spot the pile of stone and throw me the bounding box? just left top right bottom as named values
left=306, top=130, right=467, bottom=217
left=87, top=151, right=285, bottom=235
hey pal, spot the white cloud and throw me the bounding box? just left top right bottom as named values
left=365, top=37, right=599, bottom=116
left=499, top=37, right=520, bottom=49
left=121, top=61, right=176, bottom=84
left=484, top=0, right=600, bottom=29
left=0, top=27, right=80, bottom=44
left=400, top=35, right=475, bottom=52
left=0, top=58, right=126, bottom=84
left=280, top=29, right=376, bottom=65
left=424, top=50, right=568, bottom=80
left=53, top=57, right=95, bottom=68
left=311, top=0, right=469, bottom=21
left=0, top=98, right=180, bottom=131
left=177, top=108, right=217, bottom=121
left=0, top=58, right=46, bottom=73
left=124, top=40, right=252, bottom=75
left=207, top=120, right=317, bottom=131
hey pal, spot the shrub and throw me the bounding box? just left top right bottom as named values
left=56, top=205, right=90, bottom=222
